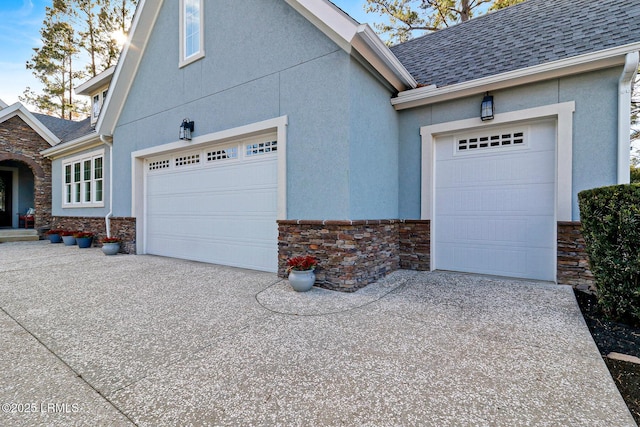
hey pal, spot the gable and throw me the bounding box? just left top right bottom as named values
left=0, top=103, right=60, bottom=146
left=96, top=0, right=415, bottom=136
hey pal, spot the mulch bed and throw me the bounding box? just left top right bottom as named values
left=574, top=289, right=640, bottom=423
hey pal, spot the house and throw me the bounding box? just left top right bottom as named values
left=0, top=98, right=93, bottom=231
left=42, top=0, right=640, bottom=291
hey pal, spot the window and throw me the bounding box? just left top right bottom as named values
left=180, top=0, right=204, bottom=67
left=63, top=150, right=104, bottom=207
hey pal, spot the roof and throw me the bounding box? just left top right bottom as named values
left=75, top=66, right=116, bottom=96
left=0, top=103, right=60, bottom=146
left=32, top=113, right=93, bottom=142
left=390, top=0, right=640, bottom=87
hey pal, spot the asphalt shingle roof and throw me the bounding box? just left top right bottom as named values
left=390, top=0, right=640, bottom=87
left=33, top=113, right=93, bottom=143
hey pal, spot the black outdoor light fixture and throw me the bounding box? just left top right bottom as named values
left=481, top=92, right=494, bottom=121
left=179, top=118, right=195, bottom=140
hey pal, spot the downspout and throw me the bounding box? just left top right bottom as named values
left=618, top=51, right=639, bottom=184
left=100, top=134, right=114, bottom=237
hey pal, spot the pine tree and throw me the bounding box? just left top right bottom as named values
left=21, top=0, right=138, bottom=120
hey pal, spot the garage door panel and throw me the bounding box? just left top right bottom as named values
left=145, top=144, right=278, bottom=272
left=437, top=151, right=555, bottom=189
left=437, top=183, right=555, bottom=216
left=437, top=243, right=555, bottom=280
left=434, top=121, right=556, bottom=281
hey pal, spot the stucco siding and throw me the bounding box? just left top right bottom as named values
left=397, top=67, right=623, bottom=220
left=113, top=0, right=357, bottom=219
left=348, top=58, right=399, bottom=219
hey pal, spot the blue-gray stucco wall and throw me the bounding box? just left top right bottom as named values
left=112, top=0, right=398, bottom=219
left=398, top=67, right=622, bottom=221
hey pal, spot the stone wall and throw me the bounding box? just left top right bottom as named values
left=0, top=115, right=52, bottom=229
left=50, top=216, right=136, bottom=254
left=399, top=220, right=430, bottom=270
left=557, top=221, right=595, bottom=291
left=278, top=219, right=431, bottom=292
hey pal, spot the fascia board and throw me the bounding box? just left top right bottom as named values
left=284, top=0, right=359, bottom=53
left=75, top=66, right=116, bottom=95
left=393, top=42, right=640, bottom=110
left=352, top=25, right=417, bottom=91
left=96, top=0, right=164, bottom=135
left=41, top=133, right=102, bottom=159
left=0, top=103, right=60, bottom=146
left=0, top=99, right=8, bottom=109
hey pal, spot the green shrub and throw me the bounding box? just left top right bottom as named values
left=578, top=184, right=640, bottom=325
left=631, top=165, right=640, bottom=184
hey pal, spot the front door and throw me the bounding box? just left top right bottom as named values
left=0, top=170, right=13, bottom=227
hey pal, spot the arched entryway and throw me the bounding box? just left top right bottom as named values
left=0, top=156, right=49, bottom=230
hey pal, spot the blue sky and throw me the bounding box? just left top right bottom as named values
left=0, top=0, right=375, bottom=107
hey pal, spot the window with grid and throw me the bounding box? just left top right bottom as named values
left=63, top=151, right=104, bottom=207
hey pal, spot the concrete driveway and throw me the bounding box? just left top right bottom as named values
left=0, top=241, right=635, bottom=426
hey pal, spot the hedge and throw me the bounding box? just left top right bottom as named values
left=578, top=184, right=640, bottom=325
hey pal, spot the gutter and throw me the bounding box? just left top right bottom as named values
left=100, top=134, right=114, bottom=237
left=618, top=51, right=639, bottom=184
left=392, top=42, right=640, bottom=110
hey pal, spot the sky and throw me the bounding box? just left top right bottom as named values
left=0, top=0, right=375, bottom=107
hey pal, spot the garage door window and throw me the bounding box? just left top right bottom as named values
left=457, top=131, right=526, bottom=153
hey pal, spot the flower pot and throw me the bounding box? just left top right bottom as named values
left=48, top=234, right=62, bottom=243
left=62, top=235, right=76, bottom=246
left=77, top=237, right=93, bottom=248
left=102, top=242, right=120, bottom=255
left=288, top=270, right=316, bottom=292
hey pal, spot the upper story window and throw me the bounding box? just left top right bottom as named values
left=180, top=0, right=204, bottom=67
left=63, top=150, right=104, bottom=208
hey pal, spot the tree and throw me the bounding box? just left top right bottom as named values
left=21, top=2, right=83, bottom=120
left=364, top=0, right=527, bottom=44
left=21, top=0, right=137, bottom=120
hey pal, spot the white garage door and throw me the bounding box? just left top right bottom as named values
left=145, top=138, right=278, bottom=272
left=434, top=120, right=556, bottom=281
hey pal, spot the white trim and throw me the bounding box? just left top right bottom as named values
left=0, top=166, right=19, bottom=228
left=0, top=99, right=8, bottom=109
left=420, top=102, right=575, bottom=273
left=351, top=25, right=417, bottom=90
left=132, top=115, right=288, bottom=255
left=0, top=103, right=60, bottom=146
left=41, top=132, right=102, bottom=159
left=61, top=149, right=106, bottom=208
left=75, top=66, right=115, bottom=95
left=96, top=0, right=164, bottom=135
left=179, top=0, right=205, bottom=68
left=618, top=51, right=639, bottom=184
left=393, top=43, right=640, bottom=110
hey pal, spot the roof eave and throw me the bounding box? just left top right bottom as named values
left=75, top=66, right=116, bottom=96
left=41, top=131, right=101, bottom=159
left=0, top=103, right=60, bottom=146
left=352, top=25, right=417, bottom=91
left=392, top=42, right=640, bottom=110
left=96, top=0, right=163, bottom=136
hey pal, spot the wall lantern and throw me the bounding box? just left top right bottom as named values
left=179, top=119, right=195, bottom=140
left=480, top=93, right=494, bottom=121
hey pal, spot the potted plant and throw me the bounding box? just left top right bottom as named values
left=286, top=255, right=318, bottom=292
left=74, top=232, right=94, bottom=248
left=101, top=236, right=121, bottom=255
left=46, top=229, right=64, bottom=244
left=60, top=230, right=77, bottom=246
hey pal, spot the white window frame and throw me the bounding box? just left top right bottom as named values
left=179, top=0, right=205, bottom=68
left=62, top=149, right=105, bottom=208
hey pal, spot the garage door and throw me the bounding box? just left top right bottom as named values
left=434, top=120, right=556, bottom=281
left=145, top=138, right=278, bottom=272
